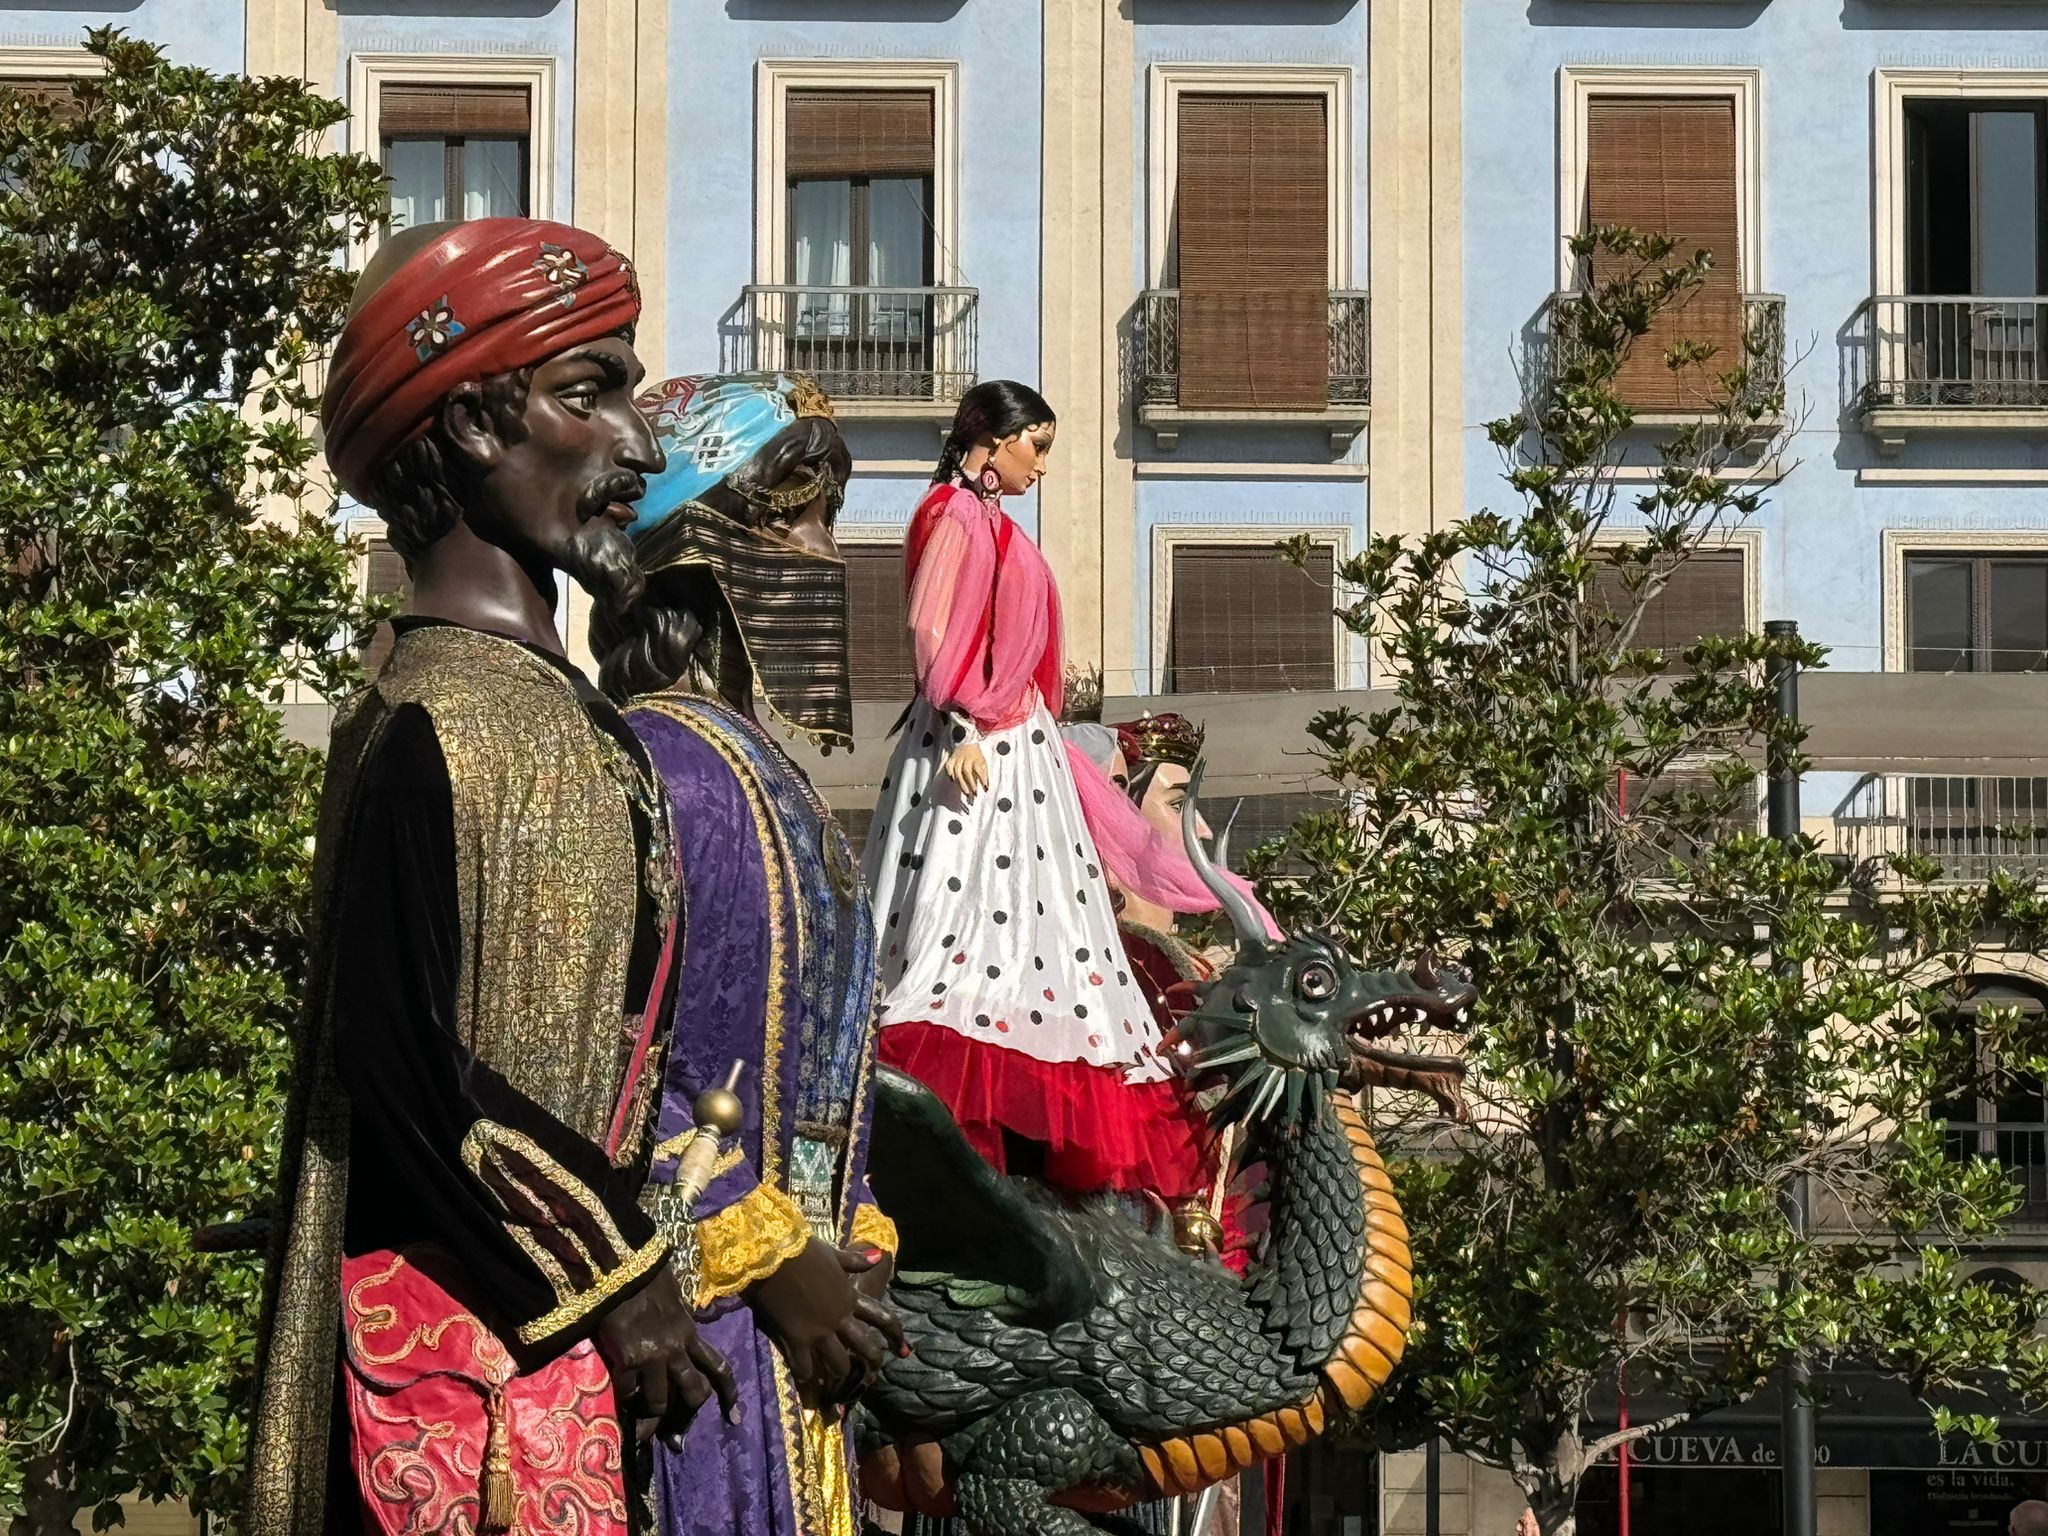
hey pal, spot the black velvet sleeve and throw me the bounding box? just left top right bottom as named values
left=330, top=703, right=665, bottom=1355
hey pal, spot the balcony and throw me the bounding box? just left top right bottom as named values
left=1135, top=288, right=1370, bottom=450
left=1546, top=290, right=1786, bottom=424
left=1850, top=295, right=2048, bottom=454
left=724, top=284, right=978, bottom=419
left=1945, top=1122, right=2048, bottom=1224
left=1831, top=773, right=2048, bottom=883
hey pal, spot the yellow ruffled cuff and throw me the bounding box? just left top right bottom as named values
left=691, top=1182, right=811, bottom=1308
left=849, top=1202, right=900, bottom=1256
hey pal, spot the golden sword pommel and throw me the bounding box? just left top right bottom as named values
left=672, top=1059, right=745, bottom=1210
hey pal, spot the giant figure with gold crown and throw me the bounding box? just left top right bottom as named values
left=245, top=219, right=737, bottom=1534
left=587, top=372, right=905, bottom=1536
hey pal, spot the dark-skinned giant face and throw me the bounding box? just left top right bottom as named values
left=588, top=373, right=856, bottom=743
left=456, top=334, right=662, bottom=612
left=321, top=217, right=662, bottom=611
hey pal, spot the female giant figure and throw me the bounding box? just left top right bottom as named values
left=862, top=381, right=1211, bottom=1203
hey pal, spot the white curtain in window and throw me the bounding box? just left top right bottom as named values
left=791, top=179, right=853, bottom=338
left=463, top=137, right=527, bottom=220
left=384, top=138, right=445, bottom=230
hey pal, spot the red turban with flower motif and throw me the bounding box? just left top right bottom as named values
left=321, top=217, right=641, bottom=504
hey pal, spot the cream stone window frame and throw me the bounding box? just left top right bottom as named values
left=1144, top=62, right=1354, bottom=291
left=1141, top=64, right=1359, bottom=449
left=752, top=58, right=961, bottom=289
left=1588, top=524, right=1764, bottom=639
left=1555, top=66, right=1763, bottom=296
left=347, top=53, right=558, bottom=264
left=1880, top=527, right=2048, bottom=672
left=0, top=45, right=102, bottom=88
left=1147, top=523, right=1357, bottom=695
left=1871, top=69, right=2048, bottom=300
left=1864, top=71, right=2048, bottom=452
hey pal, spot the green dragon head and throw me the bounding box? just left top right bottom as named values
left=1168, top=765, right=1476, bottom=1133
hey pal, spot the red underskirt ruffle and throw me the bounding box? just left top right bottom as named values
left=877, top=1020, right=1213, bottom=1202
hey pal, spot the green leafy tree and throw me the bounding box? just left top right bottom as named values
left=0, top=33, right=384, bottom=1532
left=1263, top=228, right=2048, bottom=1536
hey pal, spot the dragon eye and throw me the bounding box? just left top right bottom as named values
left=1297, top=962, right=1337, bottom=1002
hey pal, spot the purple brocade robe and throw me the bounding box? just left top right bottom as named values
left=624, top=693, right=883, bottom=1536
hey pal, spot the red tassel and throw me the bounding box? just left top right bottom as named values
left=1265, top=1451, right=1287, bottom=1536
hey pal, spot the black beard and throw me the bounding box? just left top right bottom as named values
left=561, top=515, right=645, bottom=613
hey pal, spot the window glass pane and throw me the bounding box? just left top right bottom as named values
left=790, top=179, right=853, bottom=336
left=1988, top=559, right=2048, bottom=672
left=867, top=178, right=929, bottom=344
left=867, top=179, right=928, bottom=287
left=1908, top=557, right=1974, bottom=671
left=383, top=137, right=446, bottom=230
left=868, top=179, right=926, bottom=348
left=461, top=136, right=527, bottom=220
left=1975, top=110, right=2039, bottom=294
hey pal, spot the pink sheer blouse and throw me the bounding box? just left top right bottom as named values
left=904, top=484, right=1064, bottom=734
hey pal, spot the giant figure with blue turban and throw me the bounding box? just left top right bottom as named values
left=589, top=372, right=905, bottom=1536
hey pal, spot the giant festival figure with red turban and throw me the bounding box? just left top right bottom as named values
left=243, top=217, right=749, bottom=1536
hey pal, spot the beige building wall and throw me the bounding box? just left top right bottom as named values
left=563, top=0, right=668, bottom=676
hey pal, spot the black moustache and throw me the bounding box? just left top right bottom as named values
left=579, top=474, right=646, bottom=521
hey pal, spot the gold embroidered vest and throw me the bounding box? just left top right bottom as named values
left=245, top=624, right=649, bottom=1535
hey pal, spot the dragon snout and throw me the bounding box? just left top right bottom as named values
left=1337, top=960, right=1476, bottom=1122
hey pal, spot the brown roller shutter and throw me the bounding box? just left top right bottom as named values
left=5, top=76, right=82, bottom=122
left=379, top=82, right=530, bottom=138
left=844, top=542, right=916, bottom=701
left=1591, top=547, right=1746, bottom=670
left=1175, top=94, right=1329, bottom=411
left=787, top=91, right=935, bottom=180
left=362, top=538, right=410, bottom=673
left=1165, top=543, right=1336, bottom=692
left=1584, top=97, right=1743, bottom=410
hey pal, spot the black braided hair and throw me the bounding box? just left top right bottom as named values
left=930, top=379, right=1057, bottom=485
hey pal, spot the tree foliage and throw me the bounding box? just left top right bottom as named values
left=1261, top=228, right=2048, bottom=1536
left=0, top=32, right=384, bottom=1530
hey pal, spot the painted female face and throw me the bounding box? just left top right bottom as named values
left=1139, top=762, right=1211, bottom=843
left=989, top=420, right=1055, bottom=496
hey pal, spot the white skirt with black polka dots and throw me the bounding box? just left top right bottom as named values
left=862, top=694, right=1173, bottom=1084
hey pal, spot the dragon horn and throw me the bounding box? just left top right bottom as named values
left=1183, top=762, right=1267, bottom=950
left=1212, top=798, right=1243, bottom=874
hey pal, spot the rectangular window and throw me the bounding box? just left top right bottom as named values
left=1589, top=547, right=1747, bottom=670
left=1164, top=542, right=1336, bottom=693
left=378, top=81, right=531, bottom=231
left=361, top=537, right=408, bottom=673
left=1582, top=96, right=1742, bottom=409
left=784, top=90, right=935, bottom=398
left=842, top=541, right=915, bottom=701
left=1616, top=767, right=1761, bottom=875
left=1907, top=552, right=2048, bottom=672
left=1173, top=93, right=1330, bottom=411
left=4, top=76, right=80, bottom=122
left=1933, top=987, right=2048, bottom=1215
left=1901, top=98, right=2048, bottom=403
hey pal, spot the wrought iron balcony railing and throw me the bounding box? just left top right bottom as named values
left=1831, top=773, right=2048, bottom=882
left=1852, top=295, right=2048, bottom=412
left=1945, top=1122, right=2048, bottom=1220
left=1547, top=290, right=1786, bottom=415
left=1136, top=289, right=1370, bottom=409
left=727, top=284, right=978, bottom=404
